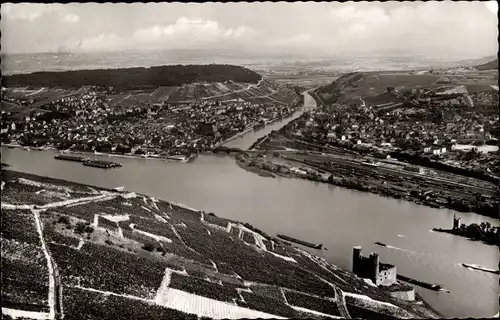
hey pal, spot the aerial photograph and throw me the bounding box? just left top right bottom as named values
left=1, top=1, right=498, bottom=319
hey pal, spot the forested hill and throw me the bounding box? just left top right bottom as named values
left=2, top=64, right=262, bottom=89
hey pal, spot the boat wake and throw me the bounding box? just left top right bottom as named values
left=459, top=263, right=500, bottom=275
left=386, top=245, right=413, bottom=253
left=374, top=242, right=413, bottom=253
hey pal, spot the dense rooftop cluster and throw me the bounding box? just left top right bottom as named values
left=307, top=71, right=499, bottom=177
left=1, top=77, right=301, bottom=157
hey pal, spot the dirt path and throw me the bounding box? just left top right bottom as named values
left=0, top=309, right=51, bottom=320
left=32, top=209, right=57, bottom=320
left=334, top=287, right=351, bottom=319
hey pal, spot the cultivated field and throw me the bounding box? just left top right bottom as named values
left=2, top=78, right=299, bottom=115
left=315, top=69, right=498, bottom=106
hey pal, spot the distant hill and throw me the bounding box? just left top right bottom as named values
left=475, top=58, right=499, bottom=71
left=313, top=72, right=365, bottom=105
left=2, top=64, right=262, bottom=90
left=452, top=55, right=497, bottom=68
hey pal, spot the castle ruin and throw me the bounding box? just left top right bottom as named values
left=352, top=246, right=397, bottom=286
left=453, top=214, right=461, bottom=230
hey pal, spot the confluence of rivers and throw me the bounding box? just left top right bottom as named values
left=2, top=92, right=498, bottom=318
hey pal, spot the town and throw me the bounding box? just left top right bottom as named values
left=236, top=66, right=499, bottom=218
left=1, top=75, right=302, bottom=159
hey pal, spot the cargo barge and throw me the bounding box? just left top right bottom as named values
left=83, top=160, right=122, bottom=169
left=54, top=154, right=89, bottom=162
left=461, top=263, right=500, bottom=275
left=277, top=234, right=323, bottom=249
left=396, top=274, right=448, bottom=292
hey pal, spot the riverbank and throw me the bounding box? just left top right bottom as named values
left=234, top=151, right=499, bottom=219
left=2, top=143, right=199, bottom=163
left=235, top=157, right=276, bottom=178
left=432, top=227, right=499, bottom=246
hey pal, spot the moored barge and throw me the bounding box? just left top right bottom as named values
left=277, top=234, right=323, bottom=249
left=54, top=154, right=89, bottom=162
left=396, top=274, right=448, bottom=292
left=83, top=159, right=122, bottom=169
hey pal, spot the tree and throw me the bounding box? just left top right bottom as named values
left=387, top=86, right=395, bottom=93
left=480, top=222, right=486, bottom=232
left=466, top=223, right=483, bottom=239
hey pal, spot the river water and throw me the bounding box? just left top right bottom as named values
left=2, top=92, right=498, bottom=318
left=224, top=90, right=314, bottom=149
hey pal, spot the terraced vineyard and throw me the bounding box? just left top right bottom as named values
left=3, top=71, right=299, bottom=116
left=1, top=170, right=441, bottom=319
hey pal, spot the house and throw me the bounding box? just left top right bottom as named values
left=432, top=145, right=447, bottom=155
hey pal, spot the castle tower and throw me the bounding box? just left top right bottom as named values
left=352, top=246, right=362, bottom=275
left=453, top=214, right=461, bottom=230
left=369, top=252, right=380, bottom=284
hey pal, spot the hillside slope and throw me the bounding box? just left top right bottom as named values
left=475, top=58, right=499, bottom=71
left=1, top=170, right=441, bottom=320
left=2, top=64, right=262, bottom=90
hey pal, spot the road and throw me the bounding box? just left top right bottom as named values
left=334, top=287, right=351, bottom=319
left=33, top=209, right=57, bottom=320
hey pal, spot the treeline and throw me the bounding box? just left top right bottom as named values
left=2, top=64, right=262, bottom=90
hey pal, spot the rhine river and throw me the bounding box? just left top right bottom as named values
left=2, top=92, right=498, bottom=318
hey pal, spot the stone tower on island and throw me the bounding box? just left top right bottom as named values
left=453, top=214, right=461, bottom=230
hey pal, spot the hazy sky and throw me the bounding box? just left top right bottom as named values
left=1, top=1, right=498, bottom=59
